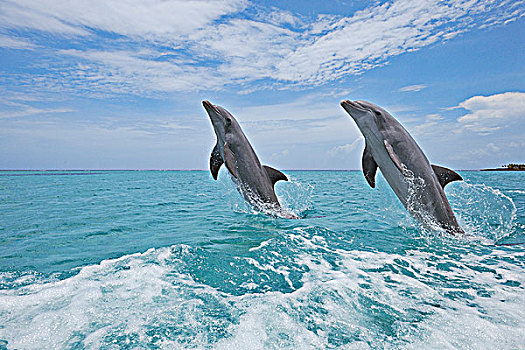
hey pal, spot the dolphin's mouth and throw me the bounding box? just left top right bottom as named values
left=340, top=100, right=368, bottom=113
left=202, top=100, right=218, bottom=113
left=202, top=100, right=224, bottom=132
left=203, top=100, right=225, bottom=122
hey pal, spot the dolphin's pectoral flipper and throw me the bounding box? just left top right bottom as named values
left=223, top=143, right=238, bottom=178
left=210, top=144, right=224, bottom=180
left=431, top=165, right=462, bottom=188
left=384, top=140, right=407, bottom=176
left=263, top=165, right=288, bottom=186
left=362, top=143, right=378, bottom=188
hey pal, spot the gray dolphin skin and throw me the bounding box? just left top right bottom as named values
left=340, top=100, right=464, bottom=234
left=202, top=100, right=297, bottom=219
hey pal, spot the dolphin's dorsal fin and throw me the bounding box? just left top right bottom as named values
left=210, top=144, right=224, bottom=180
left=384, top=140, right=407, bottom=176
left=263, top=165, right=288, bottom=186
left=223, top=143, right=238, bottom=178
left=431, top=165, right=462, bottom=188
left=362, top=143, right=378, bottom=188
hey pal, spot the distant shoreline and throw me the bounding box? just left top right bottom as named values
left=480, top=163, right=525, bottom=171
left=480, top=168, right=525, bottom=172
left=0, top=168, right=483, bottom=172
left=0, top=169, right=362, bottom=172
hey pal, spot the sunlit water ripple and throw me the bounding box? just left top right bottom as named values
left=0, top=170, right=523, bottom=349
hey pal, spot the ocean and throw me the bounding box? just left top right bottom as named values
left=0, top=170, right=523, bottom=349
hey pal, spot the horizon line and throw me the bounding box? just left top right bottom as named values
left=0, top=168, right=482, bottom=172
left=0, top=168, right=361, bottom=172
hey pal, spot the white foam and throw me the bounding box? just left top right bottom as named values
left=0, top=247, right=229, bottom=349
left=1, top=235, right=523, bottom=349
left=508, top=190, right=525, bottom=195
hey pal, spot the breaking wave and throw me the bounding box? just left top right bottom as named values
left=1, top=227, right=523, bottom=349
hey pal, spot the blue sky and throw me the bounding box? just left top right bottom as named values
left=0, top=0, right=523, bottom=170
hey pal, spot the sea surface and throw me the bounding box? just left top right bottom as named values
left=0, top=170, right=523, bottom=349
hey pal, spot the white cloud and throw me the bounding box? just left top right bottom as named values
left=0, top=0, right=245, bottom=38
left=235, top=94, right=342, bottom=122
left=270, top=149, right=289, bottom=162
left=0, top=106, right=73, bottom=119
left=399, top=84, right=427, bottom=92
left=0, top=96, right=73, bottom=119
left=272, top=0, right=520, bottom=84
left=191, top=18, right=299, bottom=82
left=0, top=34, right=36, bottom=49
left=57, top=48, right=229, bottom=93
left=0, top=0, right=522, bottom=95
left=399, top=91, right=525, bottom=168
left=0, top=116, right=206, bottom=169
left=410, top=114, right=447, bottom=137
left=198, top=93, right=362, bottom=155
left=329, top=137, right=364, bottom=156
left=410, top=92, right=525, bottom=138
left=457, top=92, right=525, bottom=134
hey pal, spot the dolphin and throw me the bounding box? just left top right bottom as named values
left=340, top=100, right=464, bottom=234
left=202, top=100, right=297, bottom=219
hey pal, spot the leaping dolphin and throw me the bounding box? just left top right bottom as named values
left=202, top=100, right=297, bottom=219
left=340, top=100, right=464, bottom=234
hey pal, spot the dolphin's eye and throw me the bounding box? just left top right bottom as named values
left=374, top=111, right=381, bottom=116
left=225, top=118, right=232, bottom=126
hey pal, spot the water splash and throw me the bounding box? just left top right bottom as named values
left=216, top=169, right=313, bottom=219
left=446, top=181, right=517, bottom=242
left=393, top=167, right=451, bottom=237
left=276, top=176, right=314, bottom=217
left=382, top=168, right=517, bottom=241
left=404, top=168, right=443, bottom=231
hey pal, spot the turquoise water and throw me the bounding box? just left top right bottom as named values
left=0, top=170, right=523, bottom=349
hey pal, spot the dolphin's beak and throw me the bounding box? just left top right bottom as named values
left=203, top=100, right=219, bottom=121
left=203, top=100, right=218, bottom=128
left=202, top=99, right=227, bottom=135
left=202, top=100, right=215, bottom=112
left=341, top=100, right=366, bottom=111
left=340, top=100, right=368, bottom=120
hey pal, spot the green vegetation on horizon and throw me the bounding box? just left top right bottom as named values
left=502, top=164, right=525, bottom=170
